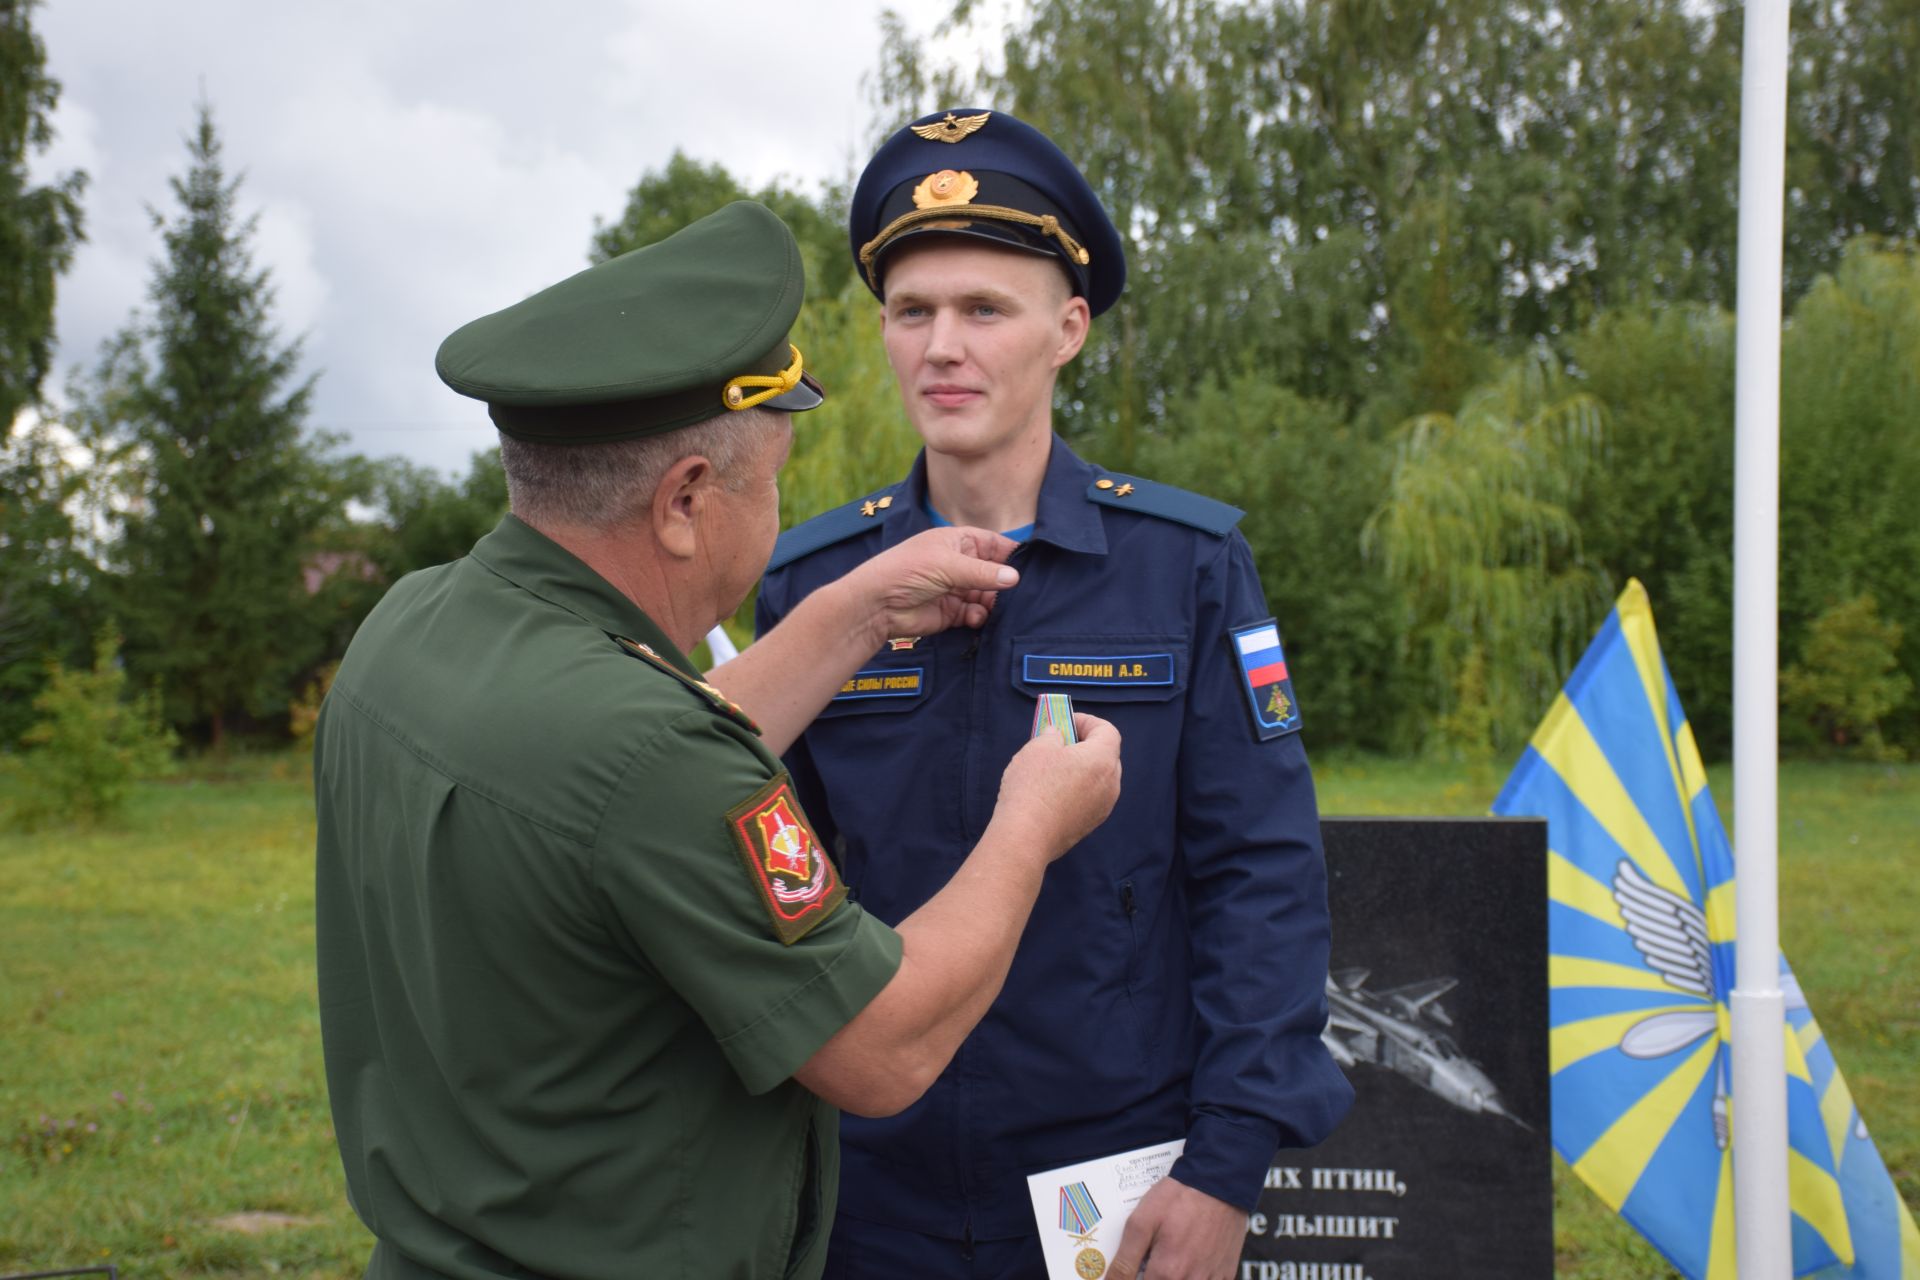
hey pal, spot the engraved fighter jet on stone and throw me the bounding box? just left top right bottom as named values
left=1321, top=968, right=1526, bottom=1127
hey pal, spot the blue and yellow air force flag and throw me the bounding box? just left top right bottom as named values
left=1492, top=579, right=1919, bottom=1279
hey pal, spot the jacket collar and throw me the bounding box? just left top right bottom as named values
left=879, top=435, right=1108, bottom=556
left=467, top=514, right=696, bottom=678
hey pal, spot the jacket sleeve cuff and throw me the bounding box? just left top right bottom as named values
left=1169, top=1111, right=1282, bottom=1212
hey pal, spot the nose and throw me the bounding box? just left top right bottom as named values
left=923, top=308, right=964, bottom=367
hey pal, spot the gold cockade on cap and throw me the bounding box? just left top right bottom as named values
left=910, top=111, right=991, bottom=143
left=912, top=169, right=979, bottom=209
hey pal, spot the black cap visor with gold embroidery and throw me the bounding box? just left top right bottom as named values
left=864, top=171, right=1093, bottom=301
left=436, top=200, right=825, bottom=444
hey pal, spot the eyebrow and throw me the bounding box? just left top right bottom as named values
left=889, top=285, right=1024, bottom=310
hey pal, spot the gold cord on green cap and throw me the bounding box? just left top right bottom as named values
left=723, top=344, right=805, bottom=411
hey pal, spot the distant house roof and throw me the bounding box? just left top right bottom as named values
left=301, top=550, right=380, bottom=596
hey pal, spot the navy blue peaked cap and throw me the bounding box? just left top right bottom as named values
left=849, top=108, right=1127, bottom=317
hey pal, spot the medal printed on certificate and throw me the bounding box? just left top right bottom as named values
left=1025, top=1140, right=1185, bottom=1280
left=1031, top=692, right=1078, bottom=745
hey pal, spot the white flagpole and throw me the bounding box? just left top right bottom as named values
left=1730, top=0, right=1793, bottom=1274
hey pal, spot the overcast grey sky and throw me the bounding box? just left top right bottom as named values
left=34, top=1, right=987, bottom=476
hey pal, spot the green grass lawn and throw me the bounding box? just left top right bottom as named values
left=0, top=754, right=364, bottom=1277
left=2, top=752, right=1913, bottom=1277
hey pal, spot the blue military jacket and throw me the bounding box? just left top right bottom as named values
left=755, top=438, right=1352, bottom=1240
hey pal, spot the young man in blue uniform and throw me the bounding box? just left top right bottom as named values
left=755, top=112, right=1354, bottom=1279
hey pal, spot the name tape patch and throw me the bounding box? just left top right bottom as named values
left=1021, top=653, right=1175, bottom=687
left=1230, top=619, right=1302, bottom=740
left=834, top=666, right=926, bottom=700
left=726, top=776, right=846, bottom=945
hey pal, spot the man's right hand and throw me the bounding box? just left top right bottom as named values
left=992, top=712, right=1123, bottom=862
left=847, top=526, right=1021, bottom=644
left=709, top=527, right=1017, bottom=756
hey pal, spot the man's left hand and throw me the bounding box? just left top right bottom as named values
left=850, top=527, right=1019, bottom=643
left=1106, top=1175, right=1248, bottom=1280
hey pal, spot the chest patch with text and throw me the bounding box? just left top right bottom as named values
left=1020, top=653, right=1175, bottom=687
left=833, top=666, right=926, bottom=701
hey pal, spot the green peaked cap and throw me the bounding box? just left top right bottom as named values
left=435, top=200, right=824, bottom=443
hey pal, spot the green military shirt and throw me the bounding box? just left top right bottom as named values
left=314, top=514, right=902, bottom=1280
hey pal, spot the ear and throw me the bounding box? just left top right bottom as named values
left=1051, top=294, right=1091, bottom=370
left=652, top=453, right=715, bottom=561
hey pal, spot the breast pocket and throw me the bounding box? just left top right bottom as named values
left=1009, top=634, right=1189, bottom=706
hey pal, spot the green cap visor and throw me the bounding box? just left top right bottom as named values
left=766, top=370, right=824, bottom=413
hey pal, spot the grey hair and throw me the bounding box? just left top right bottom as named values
left=498, top=408, right=783, bottom=531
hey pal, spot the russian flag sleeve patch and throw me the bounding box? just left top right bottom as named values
left=1230, top=619, right=1302, bottom=740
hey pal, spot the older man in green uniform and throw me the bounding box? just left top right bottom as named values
left=314, top=201, right=1123, bottom=1280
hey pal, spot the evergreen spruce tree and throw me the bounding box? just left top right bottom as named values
left=111, top=103, right=328, bottom=748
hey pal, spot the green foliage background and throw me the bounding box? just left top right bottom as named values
left=0, top=0, right=90, bottom=746
left=0, top=2, right=1915, bottom=1272
left=3, top=0, right=1918, bottom=761
left=0, top=0, right=85, bottom=433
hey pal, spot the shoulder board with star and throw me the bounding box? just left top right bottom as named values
left=1085, top=472, right=1244, bottom=536
left=765, top=485, right=906, bottom=572
left=611, top=635, right=761, bottom=737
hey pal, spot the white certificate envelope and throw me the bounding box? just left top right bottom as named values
left=1025, top=1139, right=1185, bottom=1280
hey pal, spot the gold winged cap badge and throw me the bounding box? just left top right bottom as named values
left=911, top=111, right=991, bottom=143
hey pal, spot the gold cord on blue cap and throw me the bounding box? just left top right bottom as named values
left=857, top=207, right=1091, bottom=291
left=722, top=344, right=806, bottom=410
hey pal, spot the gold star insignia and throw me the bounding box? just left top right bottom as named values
left=1114, top=483, right=1135, bottom=497
left=861, top=500, right=878, bottom=517
left=912, top=168, right=979, bottom=209
left=909, top=111, right=991, bottom=144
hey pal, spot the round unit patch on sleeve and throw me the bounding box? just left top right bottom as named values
left=726, top=776, right=848, bottom=945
